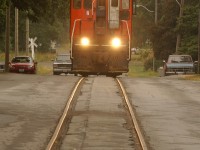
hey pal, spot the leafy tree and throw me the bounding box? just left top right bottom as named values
left=151, top=0, right=179, bottom=60
left=133, top=0, right=199, bottom=61
left=179, top=4, right=199, bottom=60
left=0, top=0, right=6, bottom=51
left=0, top=0, right=70, bottom=52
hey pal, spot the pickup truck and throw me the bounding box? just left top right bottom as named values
left=163, top=55, right=194, bottom=75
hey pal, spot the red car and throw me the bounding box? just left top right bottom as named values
left=9, top=56, right=37, bottom=74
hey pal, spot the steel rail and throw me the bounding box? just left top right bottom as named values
left=46, top=77, right=84, bottom=150
left=116, top=78, right=148, bottom=150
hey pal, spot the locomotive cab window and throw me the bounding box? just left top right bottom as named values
left=98, top=0, right=105, bottom=6
left=122, top=0, right=130, bottom=9
left=74, top=0, right=81, bottom=9
left=84, top=0, right=92, bottom=9
left=111, top=0, right=118, bottom=7
left=120, top=10, right=130, bottom=20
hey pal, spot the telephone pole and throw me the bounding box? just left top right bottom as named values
left=5, top=2, right=11, bottom=72
left=26, top=16, right=29, bottom=55
left=15, top=8, right=19, bottom=56
left=198, top=0, right=200, bottom=74
left=175, top=0, right=184, bottom=54
left=155, top=0, right=158, bottom=25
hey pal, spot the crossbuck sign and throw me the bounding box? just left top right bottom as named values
left=29, top=37, right=38, bottom=60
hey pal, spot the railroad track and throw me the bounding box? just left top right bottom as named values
left=46, top=77, right=148, bottom=150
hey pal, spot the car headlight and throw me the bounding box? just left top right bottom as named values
left=28, top=65, right=34, bottom=69
left=9, top=64, right=15, bottom=69
left=81, top=37, right=90, bottom=46
left=111, top=38, right=121, bottom=48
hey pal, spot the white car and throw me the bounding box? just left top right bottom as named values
left=131, top=48, right=139, bottom=54
left=0, top=62, right=5, bottom=72
left=53, top=54, right=72, bottom=75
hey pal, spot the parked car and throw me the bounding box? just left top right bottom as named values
left=163, top=55, right=194, bottom=75
left=52, top=53, right=72, bottom=75
left=9, top=56, right=37, bottom=74
left=131, top=47, right=139, bottom=54
left=0, top=62, right=5, bottom=72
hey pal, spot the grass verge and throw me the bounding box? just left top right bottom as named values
left=128, top=55, right=158, bottom=78
left=181, top=75, right=200, bottom=81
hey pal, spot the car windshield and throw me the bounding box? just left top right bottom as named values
left=168, top=56, right=192, bottom=63
left=12, top=57, right=32, bottom=63
left=56, top=55, right=70, bottom=61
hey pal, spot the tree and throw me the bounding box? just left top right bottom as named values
left=151, top=0, right=179, bottom=60
left=133, top=0, right=199, bottom=60
left=11, top=0, right=70, bottom=23
left=179, top=4, right=199, bottom=60
left=0, top=0, right=70, bottom=52
left=0, top=0, right=6, bottom=51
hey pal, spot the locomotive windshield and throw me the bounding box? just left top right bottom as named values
left=98, top=0, right=106, bottom=6
left=73, top=0, right=81, bottom=9
left=84, top=0, right=92, bottom=9
left=111, top=0, right=119, bottom=7
left=122, top=0, right=130, bottom=9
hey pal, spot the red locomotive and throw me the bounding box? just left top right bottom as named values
left=70, top=0, right=136, bottom=77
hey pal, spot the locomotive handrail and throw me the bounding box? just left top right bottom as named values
left=121, top=20, right=131, bottom=61
left=71, top=19, right=81, bottom=59
left=92, top=0, right=96, bottom=16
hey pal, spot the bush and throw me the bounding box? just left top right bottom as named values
left=139, top=49, right=163, bottom=71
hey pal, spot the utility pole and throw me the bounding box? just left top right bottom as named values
left=198, top=0, right=200, bottom=74
left=153, top=0, right=158, bottom=71
left=5, top=1, right=10, bottom=72
left=175, top=0, right=184, bottom=54
left=155, top=0, right=158, bottom=25
left=15, top=8, right=19, bottom=56
left=26, top=16, right=29, bottom=55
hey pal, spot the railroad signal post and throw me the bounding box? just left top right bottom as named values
left=29, top=37, right=38, bottom=60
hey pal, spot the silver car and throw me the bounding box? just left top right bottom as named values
left=53, top=54, right=72, bottom=75
left=0, top=62, right=5, bottom=72
left=163, top=55, right=194, bottom=75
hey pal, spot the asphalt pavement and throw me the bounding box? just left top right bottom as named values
left=0, top=73, right=79, bottom=150
left=1, top=73, right=200, bottom=150
left=122, top=76, right=200, bottom=150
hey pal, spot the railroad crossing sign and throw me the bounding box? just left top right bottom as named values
left=29, top=37, right=38, bottom=60
left=50, top=40, right=56, bottom=49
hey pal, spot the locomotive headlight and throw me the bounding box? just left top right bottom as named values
left=111, top=38, right=121, bottom=48
left=81, top=37, right=90, bottom=46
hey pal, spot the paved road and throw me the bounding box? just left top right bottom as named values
left=122, top=76, right=200, bottom=150
left=1, top=73, right=200, bottom=150
left=0, top=73, right=78, bottom=150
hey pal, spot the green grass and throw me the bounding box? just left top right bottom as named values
left=128, top=55, right=158, bottom=78
left=37, top=65, right=52, bottom=75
